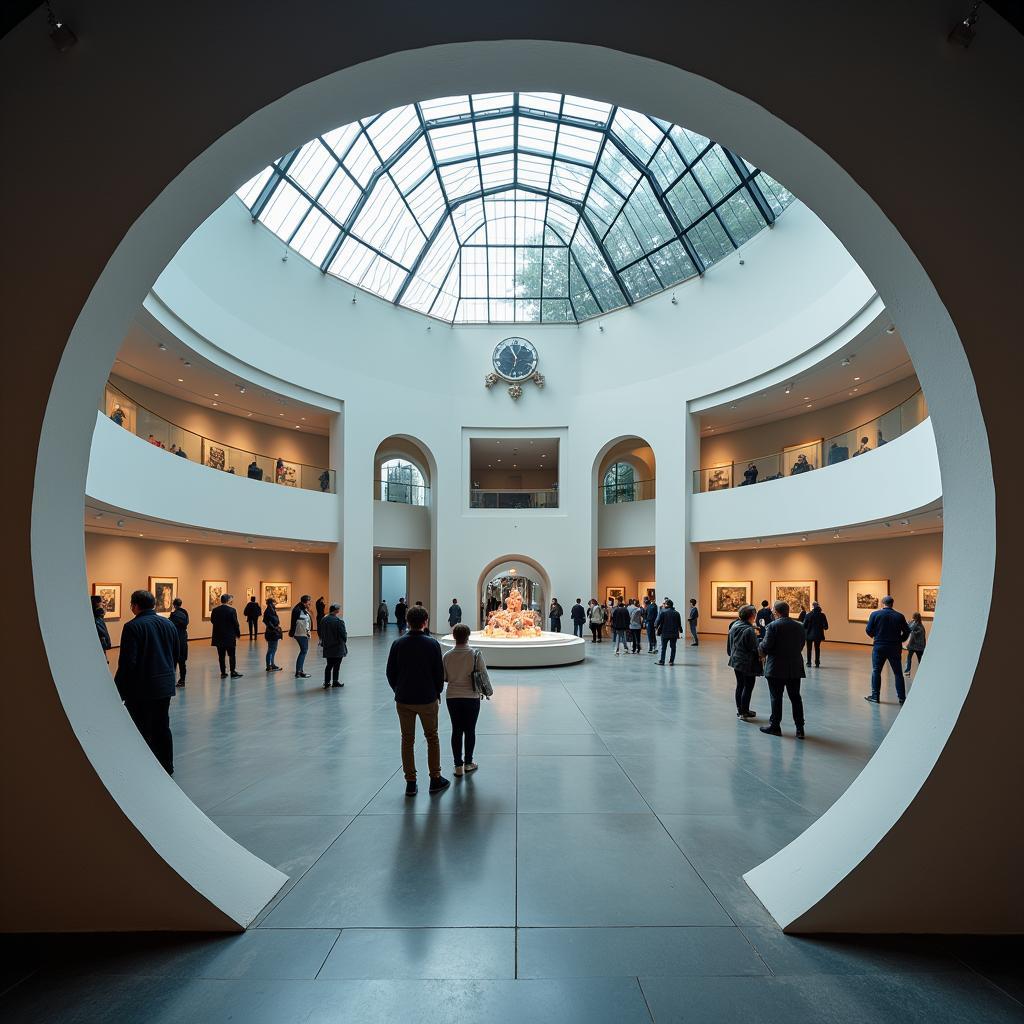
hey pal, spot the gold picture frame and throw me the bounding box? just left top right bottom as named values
left=202, top=579, right=228, bottom=619
left=92, top=582, right=121, bottom=621
left=917, top=583, right=939, bottom=620
left=149, top=576, right=178, bottom=617
left=847, top=579, right=890, bottom=622
left=711, top=580, right=753, bottom=618
left=770, top=579, right=817, bottom=618
left=261, top=580, right=293, bottom=610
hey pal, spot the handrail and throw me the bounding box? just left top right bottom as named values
left=600, top=477, right=656, bottom=503
left=470, top=487, right=559, bottom=509
left=694, top=388, right=926, bottom=493
left=102, top=381, right=336, bottom=493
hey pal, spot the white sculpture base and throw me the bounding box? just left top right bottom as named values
left=439, top=631, right=586, bottom=668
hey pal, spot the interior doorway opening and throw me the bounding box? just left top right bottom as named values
left=379, top=563, right=408, bottom=626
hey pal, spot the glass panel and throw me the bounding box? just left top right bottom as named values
left=241, top=94, right=796, bottom=323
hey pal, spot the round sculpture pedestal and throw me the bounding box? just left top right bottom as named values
left=439, top=631, right=586, bottom=668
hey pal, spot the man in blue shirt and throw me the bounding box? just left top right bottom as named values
left=864, top=596, right=911, bottom=705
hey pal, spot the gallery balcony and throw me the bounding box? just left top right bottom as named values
left=103, top=381, right=336, bottom=493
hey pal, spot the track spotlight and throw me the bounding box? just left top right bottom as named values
left=116, top=519, right=125, bottom=528
left=45, top=2, right=77, bottom=51
left=886, top=324, right=897, bottom=334
left=948, top=2, right=981, bottom=47
left=281, top=248, right=289, bottom=263
left=671, top=294, right=678, bottom=305
left=158, top=343, right=167, bottom=351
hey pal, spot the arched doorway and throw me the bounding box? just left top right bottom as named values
left=475, top=555, right=553, bottom=629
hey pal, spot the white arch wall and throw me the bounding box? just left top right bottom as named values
left=3, top=17, right=1020, bottom=936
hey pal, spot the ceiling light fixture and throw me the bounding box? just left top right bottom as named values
left=213, top=392, right=219, bottom=397
left=671, top=294, right=678, bottom=305
left=177, top=377, right=184, bottom=382
left=183, top=360, right=191, bottom=367
left=801, top=535, right=807, bottom=542
left=886, top=324, right=897, bottom=334
left=212, top=402, right=218, bottom=407
left=899, top=519, right=910, bottom=526
left=854, top=376, right=861, bottom=381
left=157, top=343, right=167, bottom=351
left=948, top=2, right=981, bottom=46
left=45, top=2, right=77, bottom=50
left=784, top=384, right=792, bottom=395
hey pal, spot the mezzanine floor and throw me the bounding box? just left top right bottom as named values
left=1, top=632, right=1021, bottom=1023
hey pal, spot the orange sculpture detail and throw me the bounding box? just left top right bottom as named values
left=484, top=588, right=543, bottom=638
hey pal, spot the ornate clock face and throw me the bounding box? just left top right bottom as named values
left=492, top=337, right=539, bottom=382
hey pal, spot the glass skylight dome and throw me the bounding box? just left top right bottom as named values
left=236, top=93, right=796, bottom=324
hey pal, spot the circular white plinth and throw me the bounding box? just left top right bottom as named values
left=439, top=631, right=586, bottom=668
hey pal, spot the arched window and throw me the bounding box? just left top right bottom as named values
left=379, top=459, right=426, bottom=505
left=603, top=461, right=636, bottom=503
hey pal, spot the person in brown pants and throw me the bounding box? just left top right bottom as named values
left=385, top=604, right=450, bottom=796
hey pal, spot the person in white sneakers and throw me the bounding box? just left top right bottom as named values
left=442, top=623, right=489, bottom=776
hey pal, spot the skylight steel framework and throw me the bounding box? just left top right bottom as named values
left=236, top=93, right=796, bottom=324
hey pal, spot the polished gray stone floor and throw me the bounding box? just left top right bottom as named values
left=2, top=632, right=1021, bottom=1022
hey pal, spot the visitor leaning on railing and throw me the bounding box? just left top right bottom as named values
left=102, top=380, right=335, bottom=493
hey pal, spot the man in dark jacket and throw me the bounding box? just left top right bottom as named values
left=114, top=589, right=179, bottom=774
left=247, top=459, right=263, bottom=480
left=386, top=605, right=448, bottom=796
left=687, top=598, right=700, bottom=645
left=755, top=600, right=773, bottom=639
left=242, top=595, right=261, bottom=640
left=320, top=603, right=347, bottom=689
left=169, top=597, right=189, bottom=686
left=758, top=601, right=807, bottom=738
left=549, top=598, right=564, bottom=633
left=315, top=596, right=326, bottom=636
left=92, top=595, right=112, bottom=659
left=801, top=601, right=829, bottom=667
left=865, top=596, right=911, bottom=704
left=644, top=595, right=659, bottom=652
left=210, top=593, right=243, bottom=679
left=610, top=600, right=631, bottom=653
left=655, top=598, right=683, bottom=666
left=394, top=598, right=408, bottom=635
left=570, top=598, right=587, bottom=638
left=448, top=599, right=462, bottom=629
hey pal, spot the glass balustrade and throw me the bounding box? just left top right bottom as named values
left=693, top=389, right=927, bottom=493
left=373, top=478, right=430, bottom=505
left=600, top=478, right=656, bottom=503
left=102, top=382, right=336, bottom=493
left=470, top=488, right=559, bottom=509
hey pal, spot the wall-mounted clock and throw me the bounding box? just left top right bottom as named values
left=485, top=337, right=545, bottom=399
left=492, top=337, right=539, bottom=381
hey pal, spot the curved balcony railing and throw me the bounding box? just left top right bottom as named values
left=470, top=488, right=559, bottom=509
left=373, top=478, right=430, bottom=505
left=600, top=478, right=656, bottom=503
left=102, top=382, right=336, bottom=493
left=693, top=389, right=927, bottom=493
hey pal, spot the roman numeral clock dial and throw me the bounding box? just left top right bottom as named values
left=484, top=337, right=545, bottom=400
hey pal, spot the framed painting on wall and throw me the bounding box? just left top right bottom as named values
left=203, top=441, right=227, bottom=472
left=784, top=438, right=823, bottom=474
left=202, top=579, right=228, bottom=619
left=605, top=586, right=625, bottom=605
left=704, top=465, right=732, bottom=492
left=847, top=579, right=890, bottom=622
left=917, top=583, right=940, bottom=619
left=637, top=580, right=656, bottom=603
left=92, top=582, right=121, bottom=621
left=711, top=580, right=753, bottom=618
left=770, top=580, right=817, bottom=618
left=274, top=460, right=300, bottom=487
left=261, top=580, right=293, bottom=610
left=149, top=576, right=178, bottom=616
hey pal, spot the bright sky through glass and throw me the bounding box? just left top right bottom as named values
left=237, top=93, right=795, bottom=323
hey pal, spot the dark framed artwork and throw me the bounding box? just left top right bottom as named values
left=711, top=580, right=753, bottom=618
left=770, top=579, right=817, bottom=618
left=918, top=583, right=939, bottom=619
left=149, top=576, right=178, bottom=617
left=92, top=582, right=121, bottom=621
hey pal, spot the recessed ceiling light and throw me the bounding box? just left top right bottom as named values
left=183, top=360, right=191, bottom=367
left=213, top=392, right=219, bottom=397
left=138, top=533, right=144, bottom=537
left=497, top=458, right=501, bottom=462
left=212, top=402, right=218, bottom=407
left=279, top=413, right=284, bottom=417
left=886, top=325, right=896, bottom=334
left=246, top=412, right=252, bottom=417
left=801, top=535, right=807, bottom=541
left=158, top=343, right=167, bottom=351
left=301, top=417, right=306, bottom=421
left=295, top=425, right=300, bottom=429
left=853, top=376, right=861, bottom=381
left=805, top=404, right=812, bottom=409
left=177, top=377, right=184, bottom=382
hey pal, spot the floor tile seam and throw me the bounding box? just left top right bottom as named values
left=0, top=966, right=42, bottom=1003
left=558, top=677, right=743, bottom=930
left=948, top=954, right=1024, bottom=1008
left=732, top=763, right=821, bottom=816
left=255, top=765, right=402, bottom=927
left=312, top=928, right=344, bottom=980
left=635, top=975, right=657, bottom=1023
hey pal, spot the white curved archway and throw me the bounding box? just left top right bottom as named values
left=5, top=30, right=1015, bottom=935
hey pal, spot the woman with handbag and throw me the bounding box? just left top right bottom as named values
left=442, top=623, right=491, bottom=776
left=263, top=598, right=283, bottom=671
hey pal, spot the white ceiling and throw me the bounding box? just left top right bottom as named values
left=699, top=322, right=914, bottom=435
left=84, top=501, right=332, bottom=554
left=470, top=437, right=559, bottom=471
left=113, top=320, right=332, bottom=435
